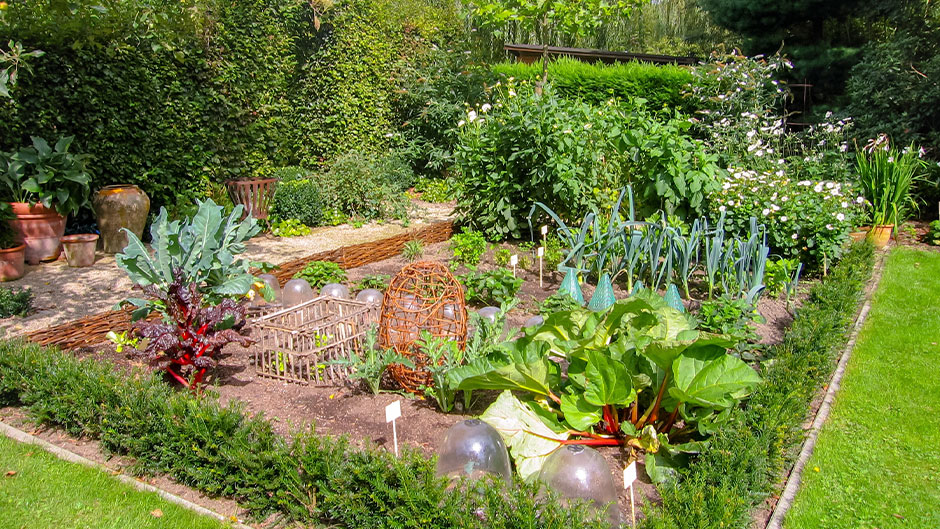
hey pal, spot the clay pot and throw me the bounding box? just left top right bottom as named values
left=9, top=202, right=67, bottom=265
left=849, top=228, right=869, bottom=242
left=93, top=185, right=150, bottom=253
left=867, top=224, right=893, bottom=249
left=61, top=233, right=99, bottom=267
left=225, top=178, right=278, bottom=220
left=0, top=244, right=25, bottom=281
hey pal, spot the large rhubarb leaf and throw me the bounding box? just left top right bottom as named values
left=450, top=340, right=557, bottom=398
left=480, top=391, right=568, bottom=481
left=583, top=350, right=636, bottom=407
left=560, top=393, right=603, bottom=430
left=668, top=345, right=762, bottom=409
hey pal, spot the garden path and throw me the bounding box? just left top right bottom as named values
left=0, top=200, right=452, bottom=338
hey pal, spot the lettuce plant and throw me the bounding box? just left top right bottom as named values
left=449, top=292, right=761, bottom=481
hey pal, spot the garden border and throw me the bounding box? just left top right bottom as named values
left=24, top=220, right=454, bottom=350
left=764, top=247, right=887, bottom=529
left=0, top=419, right=253, bottom=529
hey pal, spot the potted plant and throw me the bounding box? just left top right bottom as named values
left=0, top=136, right=92, bottom=264
left=855, top=135, right=926, bottom=248
left=0, top=203, right=25, bottom=281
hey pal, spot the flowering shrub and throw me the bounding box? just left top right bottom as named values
left=711, top=167, right=862, bottom=266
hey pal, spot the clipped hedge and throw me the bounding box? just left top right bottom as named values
left=492, top=58, right=697, bottom=113
left=0, top=339, right=605, bottom=529
left=641, top=241, right=875, bottom=529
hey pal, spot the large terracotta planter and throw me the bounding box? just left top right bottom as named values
left=61, top=233, right=99, bottom=267
left=226, top=178, right=278, bottom=220
left=93, top=185, right=150, bottom=253
left=0, top=244, right=25, bottom=281
left=867, top=224, right=893, bottom=249
left=9, top=202, right=66, bottom=265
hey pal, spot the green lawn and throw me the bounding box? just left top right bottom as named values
left=785, top=248, right=940, bottom=528
left=0, top=435, right=229, bottom=529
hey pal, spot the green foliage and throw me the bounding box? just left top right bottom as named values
left=470, top=0, right=640, bottom=42
left=411, top=176, right=454, bottom=203
left=355, top=274, right=390, bottom=291
left=0, top=135, right=91, bottom=217
left=330, top=326, right=413, bottom=394
left=855, top=136, right=926, bottom=227
left=763, top=258, right=801, bottom=297
left=0, top=340, right=607, bottom=529
left=0, top=287, right=31, bottom=318
left=451, top=293, right=761, bottom=481
left=458, top=267, right=522, bottom=306
left=116, top=199, right=267, bottom=319
left=271, top=218, right=312, bottom=237
left=293, top=261, right=348, bottom=291
left=493, top=247, right=512, bottom=267
left=401, top=240, right=424, bottom=262
left=638, top=242, right=874, bottom=529
left=270, top=171, right=323, bottom=227
left=416, top=331, right=466, bottom=412
left=927, top=220, right=940, bottom=246
left=449, top=228, right=489, bottom=266
left=696, top=295, right=762, bottom=345
left=322, top=152, right=411, bottom=221
left=492, top=58, right=696, bottom=113
left=538, top=293, right=584, bottom=317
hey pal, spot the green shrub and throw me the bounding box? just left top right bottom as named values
left=270, top=173, right=324, bottom=227
left=412, top=176, right=455, bottom=203
left=928, top=220, right=940, bottom=246
left=640, top=242, right=874, bottom=529
left=449, top=229, right=488, bottom=266
left=294, top=261, right=348, bottom=290
left=0, top=340, right=606, bottom=529
left=271, top=218, right=312, bottom=237
left=355, top=274, right=390, bottom=291
left=323, top=152, right=411, bottom=221
left=492, top=58, right=697, bottom=113
left=0, top=287, right=32, bottom=318
left=458, top=267, right=522, bottom=306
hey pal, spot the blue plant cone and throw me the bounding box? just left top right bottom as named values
left=558, top=267, right=585, bottom=305
left=629, top=279, right=645, bottom=297
left=588, top=273, right=616, bottom=312
left=664, top=284, right=685, bottom=313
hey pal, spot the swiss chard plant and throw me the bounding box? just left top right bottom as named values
left=449, top=292, right=762, bottom=481
left=133, top=270, right=253, bottom=389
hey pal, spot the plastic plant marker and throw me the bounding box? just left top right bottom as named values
left=559, top=267, right=585, bottom=305
left=664, top=284, right=684, bottom=313
left=510, top=254, right=518, bottom=277
left=386, top=401, right=402, bottom=457
left=587, top=273, right=616, bottom=312
left=624, top=461, right=637, bottom=527
left=537, top=246, right=544, bottom=288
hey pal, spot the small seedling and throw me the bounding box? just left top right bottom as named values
left=402, top=240, right=423, bottom=262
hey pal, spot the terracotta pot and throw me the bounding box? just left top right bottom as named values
left=225, top=178, right=278, bottom=220
left=93, top=185, right=150, bottom=253
left=849, top=228, right=870, bottom=242
left=8, top=202, right=67, bottom=265
left=61, top=233, right=99, bottom=267
left=867, top=224, right=893, bottom=249
left=0, top=244, right=25, bottom=281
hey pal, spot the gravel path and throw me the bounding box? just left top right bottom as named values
left=0, top=200, right=453, bottom=338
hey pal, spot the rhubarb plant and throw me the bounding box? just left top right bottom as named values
left=450, top=292, right=762, bottom=481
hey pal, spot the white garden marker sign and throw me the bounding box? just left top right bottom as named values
left=386, top=401, right=402, bottom=457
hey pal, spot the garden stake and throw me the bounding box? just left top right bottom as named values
left=510, top=254, right=518, bottom=278
left=623, top=461, right=637, bottom=527
left=537, top=246, right=544, bottom=288
left=385, top=401, right=402, bottom=457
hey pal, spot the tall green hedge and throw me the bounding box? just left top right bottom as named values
left=492, top=58, right=697, bottom=113
left=0, top=0, right=457, bottom=211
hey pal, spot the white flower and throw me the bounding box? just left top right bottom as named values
left=480, top=103, right=491, bottom=113
left=508, top=89, right=516, bottom=97
left=457, top=120, right=466, bottom=127
left=384, top=133, right=394, bottom=138
left=836, top=213, right=845, bottom=221
left=562, top=129, right=572, bottom=134
left=856, top=196, right=865, bottom=203
left=798, top=180, right=812, bottom=186
left=826, top=182, right=835, bottom=189
left=771, top=204, right=780, bottom=211
left=775, top=170, right=785, bottom=177
left=584, top=123, right=592, bottom=130
left=781, top=216, right=788, bottom=222
left=826, top=224, right=834, bottom=230
left=841, top=201, right=849, bottom=208
left=762, top=208, right=771, bottom=216
left=792, top=233, right=798, bottom=240
left=814, top=183, right=824, bottom=192
left=718, top=205, right=726, bottom=212
left=746, top=130, right=756, bottom=138
left=723, top=182, right=732, bottom=190
left=467, top=110, right=478, bottom=122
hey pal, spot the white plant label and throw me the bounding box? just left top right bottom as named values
left=623, top=461, right=637, bottom=488
left=510, top=255, right=518, bottom=266
left=386, top=401, right=401, bottom=423
left=537, top=247, right=544, bottom=257
left=386, top=401, right=402, bottom=457
left=541, top=225, right=548, bottom=237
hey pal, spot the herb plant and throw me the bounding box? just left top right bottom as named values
left=293, top=261, right=347, bottom=290
left=355, top=274, right=390, bottom=291
left=449, top=228, right=488, bottom=266
left=0, top=286, right=31, bottom=318
left=458, top=267, right=522, bottom=306
left=401, top=240, right=423, bottom=262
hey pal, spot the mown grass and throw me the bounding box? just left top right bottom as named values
left=0, top=435, right=228, bottom=529
left=785, top=248, right=940, bottom=528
